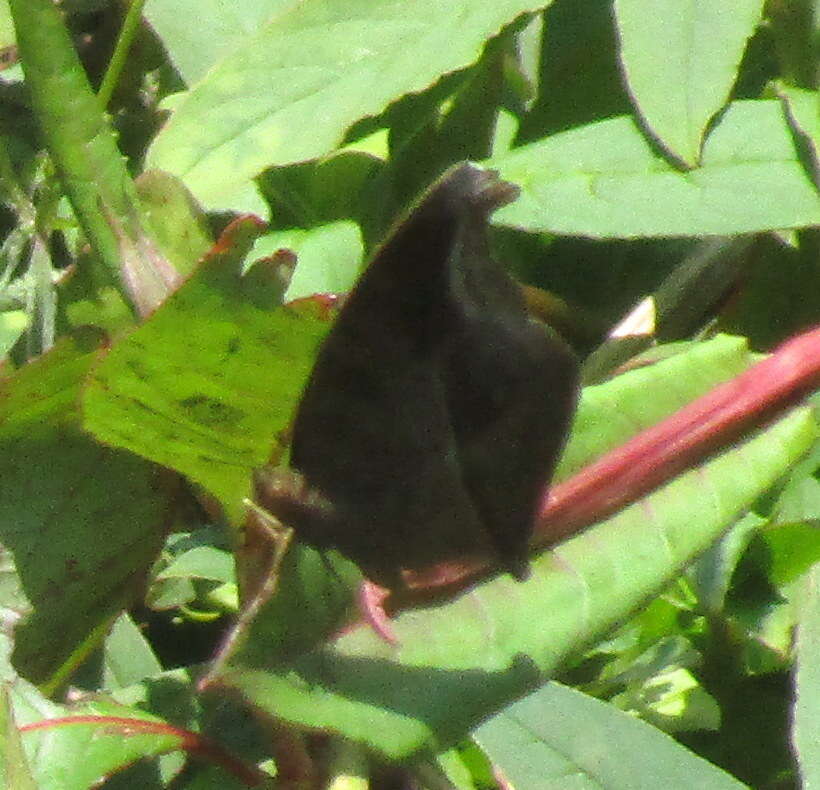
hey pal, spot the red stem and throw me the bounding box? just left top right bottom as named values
left=20, top=715, right=268, bottom=787
left=536, top=325, right=820, bottom=545
left=390, top=326, right=820, bottom=607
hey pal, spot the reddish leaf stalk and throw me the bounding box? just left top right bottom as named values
left=390, top=326, right=820, bottom=608
left=19, top=715, right=268, bottom=787
left=536, top=325, right=820, bottom=545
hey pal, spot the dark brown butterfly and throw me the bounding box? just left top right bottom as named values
left=255, top=163, right=579, bottom=590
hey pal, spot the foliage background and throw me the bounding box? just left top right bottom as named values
left=0, top=1, right=818, bottom=788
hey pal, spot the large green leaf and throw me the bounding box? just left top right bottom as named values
left=614, top=0, right=764, bottom=165
left=473, top=681, right=747, bottom=789
left=215, top=333, right=816, bottom=758
left=82, top=217, right=330, bottom=522
left=145, top=0, right=552, bottom=210
left=0, top=339, right=170, bottom=690
left=489, top=100, right=820, bottom=237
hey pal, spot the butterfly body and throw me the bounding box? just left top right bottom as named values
left=256, top=164, right=579, bottom=589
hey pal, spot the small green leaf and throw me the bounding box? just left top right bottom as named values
left=136, top=170, right=213, bottom=278
left=689, top=513, right=766, bottom=614
left=0, top=310, right=28, bottom=357
left=100, top=614, right=163, bottom=692
left=0, top=685, right=37, bottom=790
left=611, top=666, right=721, bottom=733
left=251, top=220, right=363, bottom=301
left=156, top=546, right=235, bottom=585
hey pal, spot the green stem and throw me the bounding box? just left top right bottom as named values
left=97, top=0, right=148, bottom=108
left=0, top=133, right=33, bottom=223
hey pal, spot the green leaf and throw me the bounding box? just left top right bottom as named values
left=0, top=685, right=37, bottom=790
left=760, top=523, right=820, bottom=588
left=516, top=0, right=631, bottom=143
left=0, top=310, right=28, bottom=358
left=793, top=563, right=820, bottom=788
left=144, top=0, right=294, bottom=85
left=0, top=1, right=15, bottom=51
left=610, top=666, right=721, bottom=734
left=250, top=220, right=363, bottom=301
left=217, top=399, right=815, bottom=758
left=156, top=546, right=235, bottom=585
left=11, top=686, right=184, bottom=790
left=558, top=335, right=753, bottom=478
left=82, top=217, right=330, bottom=522
left=145, top=0, right=554, bottom=210
left=777, top=85, right=820, bottom=188
left=0, top=338, right=170, bottom=689
left=473, top=681, right=747, bottom=789
left=614, top=0, right=764, bottom=165
left=488, top=100, right=820, bottom=237
left=259, top=150, right=383, bottom=231
left=100, top=614, right=163, bottom=692
left=136, top=170, right=213, bottom=278
left=688, top=513, right=766, bottom=614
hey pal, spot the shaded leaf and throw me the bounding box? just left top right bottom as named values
left=760, top=523, right=820, bottom=589
left=218, top=402, right=814, bottom=758
left=688, top=513, right=766, bottom=614
left=516, top=0, right=631, bottom=144
left=0, top=338, right=170, bottom=689
left=777, top=85, right=820, bottom=188
left=100, top=614, right=163, bottom=692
